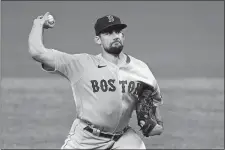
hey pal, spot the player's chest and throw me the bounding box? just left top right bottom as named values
left=81, top=65, right=142, bottom=96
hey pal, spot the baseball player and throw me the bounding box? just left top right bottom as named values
left=28, top=12, right=164, bottom=149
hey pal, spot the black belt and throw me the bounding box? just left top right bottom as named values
left=83, top=125, right=128, bottom=141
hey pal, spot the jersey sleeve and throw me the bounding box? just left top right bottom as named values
left=152, top=81, right=163, bottom=107
left=141, top=63, right=163, bottom=107
left=41, top=49, right=88, bottom=83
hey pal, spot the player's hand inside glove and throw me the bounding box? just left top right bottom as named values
left=136, top=83, right=158, bottom=137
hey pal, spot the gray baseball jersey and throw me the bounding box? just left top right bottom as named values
left=42, top=49, right=163, bottom=133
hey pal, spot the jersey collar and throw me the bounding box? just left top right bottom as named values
left=124, top=53, right=131, bottom=64
left=97, top=52, right=131, bottom=67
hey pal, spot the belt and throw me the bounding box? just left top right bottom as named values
left=83, top=125, right=128, bottom=141
left=80, top=119, right=106, bottom=131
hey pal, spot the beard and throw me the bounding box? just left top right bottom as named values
left=104, top=42, right=124, bottom=55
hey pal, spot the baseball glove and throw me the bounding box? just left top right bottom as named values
left=136, top=82, right=158, bottom=137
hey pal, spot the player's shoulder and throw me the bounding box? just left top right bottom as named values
left=72, top=53, right=89, bottom=58
left=72, top=53, right=103, bottom=66
left=71, top=53, right=93, bottom=62
left=127, top=54, right=150, bottom=69
left=72, top=53, right=98, bottom=59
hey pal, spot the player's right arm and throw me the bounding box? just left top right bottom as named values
left=28, top=12, right=56, bottom=69
left=28, top=12, right=86, bottom=82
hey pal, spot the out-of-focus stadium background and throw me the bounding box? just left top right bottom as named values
left=0, top=1, right=224, bottom=149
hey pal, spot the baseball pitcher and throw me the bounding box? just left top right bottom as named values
left=28, top=12, right=164, bottom=149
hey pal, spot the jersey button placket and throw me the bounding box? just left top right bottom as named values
left=113, top=67, right=123, bottom=133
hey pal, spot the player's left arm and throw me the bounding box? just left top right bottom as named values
left=135, top=60, right=164, bottom=137
left=145, top=63, right=164, bottom=136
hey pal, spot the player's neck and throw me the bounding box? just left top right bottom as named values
left=101, top=51, right=125, bottom=66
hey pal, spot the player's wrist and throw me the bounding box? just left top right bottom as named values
left=148, top=124, right=163, bottom=136
left=32, top=22, right=44, bottom=30
left=156, top=120, right=163, bottom=127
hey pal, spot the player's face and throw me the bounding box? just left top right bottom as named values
left=98, top=28, right=125, bottom=55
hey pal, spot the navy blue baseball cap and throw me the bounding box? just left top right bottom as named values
left=94, top=15, right=127, bottom=35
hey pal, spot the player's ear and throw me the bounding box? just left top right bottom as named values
left=122, top=32, right=125, bottom=39
left=94, top=36, right=101, bottom=45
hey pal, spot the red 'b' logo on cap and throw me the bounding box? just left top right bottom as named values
left=107, top=15, right=114, bottom=22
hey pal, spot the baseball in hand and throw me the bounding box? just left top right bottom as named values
left=44, top=14, right=55, bottom=29
left=48, top=15, right=55, bottom=25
